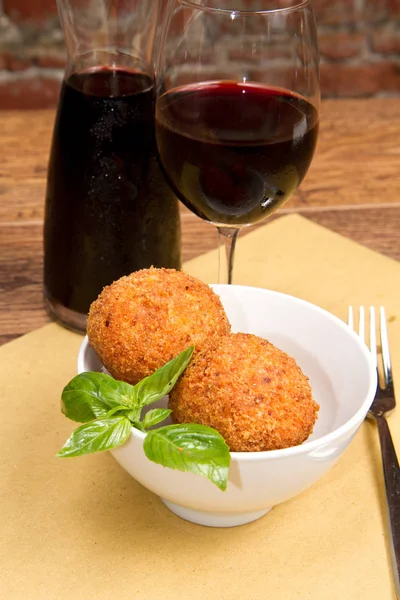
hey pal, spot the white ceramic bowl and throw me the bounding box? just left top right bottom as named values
left=78, top=285, right=376, bottom=528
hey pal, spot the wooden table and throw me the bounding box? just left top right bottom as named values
left=1, top=99, right=400, bottom=346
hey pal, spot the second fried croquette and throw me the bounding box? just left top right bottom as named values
left=86, top=267, right=230, bottom=385
left=169, top=333, right=319, bottom=452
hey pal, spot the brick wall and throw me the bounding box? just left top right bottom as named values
left=0, top=0, right=399, bottom=109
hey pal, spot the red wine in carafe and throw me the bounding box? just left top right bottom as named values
left=44, top=68, right=181, bottom=323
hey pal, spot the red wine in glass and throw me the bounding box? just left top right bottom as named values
left=44, top=68, right=181, bottom=325
left=156, top=81, right=318, bottom=226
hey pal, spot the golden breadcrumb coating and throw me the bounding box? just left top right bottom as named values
left=169, top=332, right=319, bottom=452
left=86, top=267, right=230, bottom=385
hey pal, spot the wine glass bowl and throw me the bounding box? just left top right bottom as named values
left=155, top=0, right=320, bottom=282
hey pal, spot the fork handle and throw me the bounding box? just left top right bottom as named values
left=376, top=414, right=400, bottom=598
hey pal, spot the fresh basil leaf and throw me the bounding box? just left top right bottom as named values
left=106, top=405, right=132, bottom=418
left=57, top=417, right=132, bottom=457
left=133, top=346, right=194, bottom=408
left=133, top=421, right=146, bottom=432
left=61, top=372, right=136, bottom=423
left=143, top=424, right=231, bottom=491
left=126, top=407, right=142, bottom=423
left=142, top=408, right=172, bottom=430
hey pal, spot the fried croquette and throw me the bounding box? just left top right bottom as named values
left=86, top=268, right=230, bottom=385
left=169, top=333, right=319, bottom=452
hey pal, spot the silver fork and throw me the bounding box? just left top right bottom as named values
left=349, top=306, right=400, bottom=598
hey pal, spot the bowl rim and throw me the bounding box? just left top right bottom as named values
left=78, top=285, right=377, bottom=461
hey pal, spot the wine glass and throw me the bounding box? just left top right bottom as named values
left=155, top=0, right=320, bottom=283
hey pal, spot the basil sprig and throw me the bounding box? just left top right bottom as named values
left=57, top=346, right=231, bottom=491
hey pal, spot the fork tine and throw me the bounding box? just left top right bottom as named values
left=380, top=306, right=393, bottom=388
left=359, top=306, right=365, bottom=344
left=369, top=306, right=378, bottom=370
left=348, top=306, right=354, bottom=329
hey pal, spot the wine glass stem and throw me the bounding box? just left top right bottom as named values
left=217, top=226, right=240, bottom=284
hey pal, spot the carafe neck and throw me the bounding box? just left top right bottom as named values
left=56, top=0, right=159, bottom=77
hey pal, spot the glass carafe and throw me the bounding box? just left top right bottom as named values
left=44, top=0, right=181, bottom=332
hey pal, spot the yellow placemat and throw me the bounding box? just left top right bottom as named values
left=1, top=214, right=400, bottom=600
